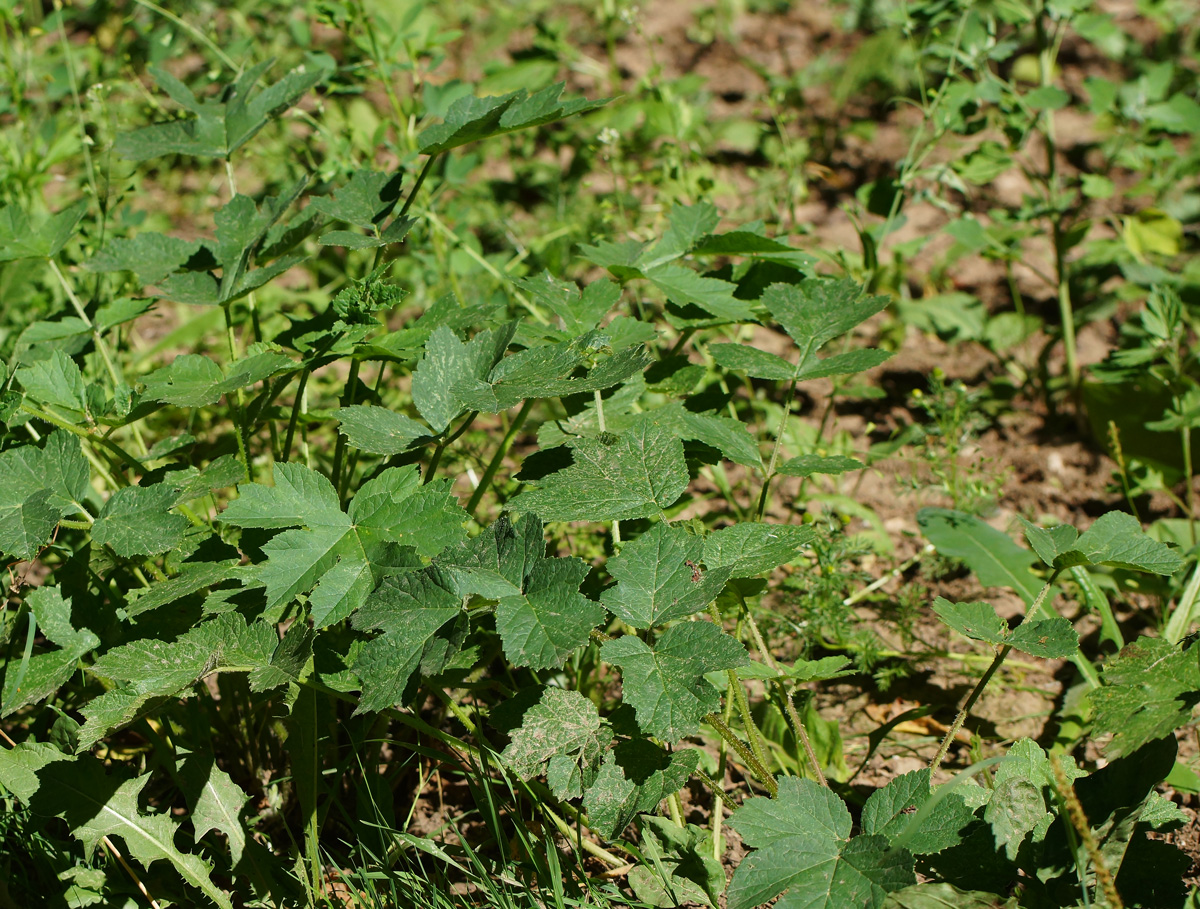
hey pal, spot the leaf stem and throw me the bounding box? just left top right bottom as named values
left=466, top=398, right=533, bottom=517
left=755, top=377, right=798, bottom=521
left=780, top=686, right=828, bottom=788
left=705, top=713, right=777, bottom=797
left=331, top=358, right=361, bottom=497
left=929, top=644, right=1010, bottom=776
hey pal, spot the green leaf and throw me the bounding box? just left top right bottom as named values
left=710, top=344, right=797, bottom=380
left=702, top=523, right=815, bottom=578
left=600, top=522, right=732, bottom=629
left=1089, top=637, right=1200, bottom=758
left=983, top=777, right=1044, bottom=861
left=351, top=569, right=465, bottom=713
left=600, top=621, right=748, bottom=741
left=86, top=233, right=204, bottom=285
left=511, top=417, right=688, bottom=523
left=500, top=687, right=609, bottom=796
left=728, top=778, right=915, bottom=909
left=1, top=588, right=98, bottom=717
left=115, top=57, right=332, bottom=160
left=0, top=740, right=72, bottom=802
left=418, top=82, right=607, bottom=155
left=80, top=613, right=293, bottom=746
left=222, top=463, right=466, bottom=620
left=497, top=556, right=604, bottom=669
left=628, top=815, right=726, bottom=908
left=453, top=333, right=651, bottom=413
left=93, top=483, right=189, bottom=558
left=0, top=199, right=87, bottom=262
left=644, top=263, right=753, bottom=321
left=334, top=405, right=429, bottom=456
left=777, top=455, right=864, bottom=478
left=411, top=324, right=514, bottom=432
left=583, top=741, right=698, bottom=839
left=918, top=508, right=1043, bottom=605
left=179, top=753, right=250, bottom=865
left=435, top=512, right=544, bottom=599
left=652, top=403, right=763, bottom=469
left=1021, top=512, right=1182, bottom=576
left=307, top=169, right=402, bottom=228
left=516, top=272, right=619, bottom=335
left=932, top=598, right=1078, bottom=659
left=140, top=354, right=224, bottom=407
left=637, top=202, right=721, bottom=269
left=29, top=757, right=233, bottom=909
left=861, top=770, right=974, bottom=855
left=15, top=349, right=88, bottom=422
left=763, top=278, right=890, bottom=352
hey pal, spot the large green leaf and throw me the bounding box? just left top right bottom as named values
left=221, top=463, right=466, bottom=621
left=92, top=483, right=190, bottom=558
left=334, top=405, right=430, bottom=456
left=727, top=777, right=915, bottom=909
left=308, top=169, right=402, bottom=228
left=14, top=349, right=89, bottom=423
left=115, top=57, right=332, bottom=160
left=418, top=82, right=607, bottom=155
left=1, top=588, right=98, bottom=717
left=496, top=556, right=605, bottom=670
left=1089, top=637, right=1200, bottom=757
left=0, top=431, right=89, bottom=560
left=500, top=687, right=610, bottom=800
left=583, top=741, right=699, bottom=839
left=179, top=753, right=250, bottom=865
left=411, top=324, right=515, bottom=432
left=600, top=522, right=732, bottom=629
left=860, top=769, right=974, bottom=855
left=1019, top=512, right=1181, bottom=576
left=29, top=757, right=233, bottom=909
left=600, top=621, right=748, bottom=741
left=0, top=199, right=87, bottom=262
left=932, top=597, right=1078, bottom=659
left=86, top=233, right=204, bottom=285
left=702, top=523, right=815, bottom=578
left=511, top=417, right=688, bottom=523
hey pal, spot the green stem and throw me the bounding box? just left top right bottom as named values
left=425, top=411, right=478, bottom=483
left=466, top=398, right=533, bottom=517
left=222, top=303, right=252, bottom=482
left=706, top=713, right=777, bottom=797
left=129, top=0, right=236, bottom=70
left=780, top=685, right=827, bottom=787
left=47, top=259, right=122, bottom=390
left=755, top=377, right=798, bottom=521
left=331, top=358, right=361, bottom=497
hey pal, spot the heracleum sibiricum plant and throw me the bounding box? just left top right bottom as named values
left=2, top=18, right=1200, bottom=909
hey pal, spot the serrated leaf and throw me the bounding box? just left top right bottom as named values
left=883, top=883, right=1017, bottom=908
left=0, top=199, right=87, bottom=262
left=1055, top=512, right=1179, bottom=575
left=511, top=417, right=688, bottom=523
left=93, top=483, right=189, bottom=558
left=412, top=324, right=514, bottom=432
left=435, top=512, right=545, bottom=599
left=141, top=354, right=224, bottom=407
left=583, top=741, right=698, bottom=839
left=644, top=263, right=753, bottom=321
left=918, top=508, right=1043, bottom=605
left=861, top=770, right=974, bottom=855
left=710, top=344, right=797, bottom=380
left=764, top=278, right=890, bottom=351
left=308, top=169, right=402, bottom=228
left=932, top=597, right=1078, bottom=659
left=601, top=621, right=748, bottom=741
left=1089, top=637, right=1200, bottom=758
left=180, top=753, right=249, bottom=865
left=983, top=777, right=1044, bottom=861
left=116, top=57, right=331, bottom=160
left=334, top=405, right=429, bottom=456
left=29, top=757, right=233, bottom=909
left=730, top=777, right=851, bottom=846
left=515, top=272, right=618, bottom=335
left=86, top=233, right=204, bottom=285
left=652, top=403, right=763, bottom=469
left=501, top=688, right=608, bottom=797
left=2, top=588, right=98, bottom=716
left=777, top=454, right=864, bottom=478
left=600, top=522, right=732, bottom=629
left=0, top=741, right=72, bottom=802
left=703, top=523, right=815, bottom=578
left=351, top=569, right=465, bottom=713
left=497, top=557, right=604, bottom=669
left=453, top=332, right=651, bottom=413
left=637, top=202, right=721, bottom=270
left=418, top=82, right=607, bottom=155
left=15, top=349, right=88, bottom=422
